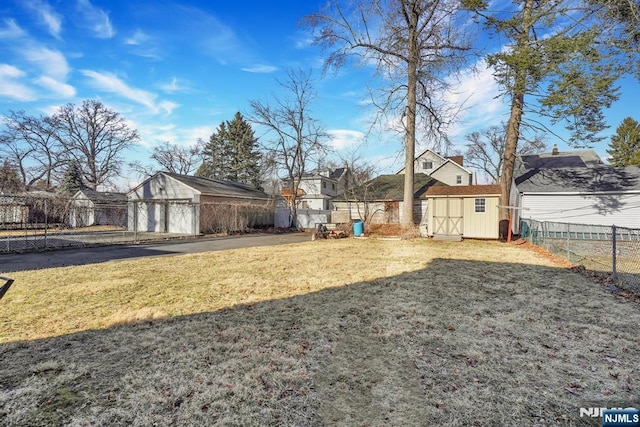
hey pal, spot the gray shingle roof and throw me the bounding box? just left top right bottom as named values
left=338, top=173, right=445, bottom=201
left=515, top=165, right=640, bottom=193
left=516, top=149, right=603, bottom=171
left=165, top=173, right=270, bottom=200
left=76, top=189, right=127, bottom=203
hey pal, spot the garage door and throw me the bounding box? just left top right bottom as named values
left=167, top=202, right=194, bottom=234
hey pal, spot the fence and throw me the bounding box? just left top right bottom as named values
left=521, top=219, right=640, bottom=292
left=1, top=195, right=275, bottom=254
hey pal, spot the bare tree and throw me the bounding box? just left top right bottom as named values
left=151, top=140, right=203, bottom=175
left=52, top=100, right=139, bottom=190
left=0, top=111, right=65, bottom=190
left=305, top=0, right=471, bottom=226
left=465, top=123, right=546, bottom=184
left=249, top=69, right=330, bottom=227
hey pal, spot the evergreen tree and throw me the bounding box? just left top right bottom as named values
left=0, top=160, right=23, bottom=194
left=197, top=112, right=262, bottom=190
left=197, top=122, right=230, bottom=179
left=607, top=117, right=640, bottom=166
left=226, top=112, right=262, bottom=190
left=58, top=161, right=86, bottom=195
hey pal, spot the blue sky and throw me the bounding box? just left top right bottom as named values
left=1, top=0, right=638, bottom=189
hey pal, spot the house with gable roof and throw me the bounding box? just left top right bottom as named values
left=396, top=148, right=473, bottom=186
left=514, top=146, right=640, bottom=229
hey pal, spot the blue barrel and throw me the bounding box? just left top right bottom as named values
left=353, top=220, right=364, bottom=237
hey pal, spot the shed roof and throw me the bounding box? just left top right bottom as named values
left=164, top=172, right=270, bottom=200
left=339, top=173, right=445, bottom=201
left=515, top=165, right=640, bottom=193
left=425, top=185, right=501, bottom=196
left=74, top=189, right=127, bottom=203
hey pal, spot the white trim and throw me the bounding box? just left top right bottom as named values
left=429, top=158, right=472, bottom=176
left=396, top=148, right=449, bottom=174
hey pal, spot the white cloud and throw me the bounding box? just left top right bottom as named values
left=0, top=64, right=35, bottom=101
left=22, top=46, right=70, bottom=80
left=35, top=75, right=76, bottom=98
left=0, top=64, right=25, bottom=79
left=0, top=19, right=26, bottom=39
left=159, top=77, right=188, bottom=94
left=329, top=129, right=365, bottom=151
left=76, top=0, right=114, bottom=38
left=158, top=100, right=179, bottom=116
left=81, top=70, right=158, bottom=111
left=24, top=0, right=63, bottom=38
left=444, top=60, right=507, bottom=139
left=124, top=29, right=149, bottom=46
left=241, top=64, right=278, bottom=74
left=294, top=35, right=313, bottom=49
left=81, top=70, right=179, bottom=117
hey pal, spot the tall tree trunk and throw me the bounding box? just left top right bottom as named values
left=499, top=0, right=534, bottom=237
left=402, top=4, right=418, bottom=227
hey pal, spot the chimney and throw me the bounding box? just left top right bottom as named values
left=552, top=144, right=559, bottom=155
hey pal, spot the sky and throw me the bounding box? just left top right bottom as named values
left=0, top=0, right=638, bottom=190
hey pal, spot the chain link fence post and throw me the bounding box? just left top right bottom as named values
left=612, top=225, right=617, bottom=282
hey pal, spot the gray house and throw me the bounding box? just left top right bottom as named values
left=70, top=189, right=127, bottom=228
left=127, top=172, right=273, bottom=235
left=515, top=149, right=640, bottom=228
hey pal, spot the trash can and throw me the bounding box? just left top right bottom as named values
left=353, top=220, right=364, bottom=237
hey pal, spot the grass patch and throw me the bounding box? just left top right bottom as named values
left=1, top=239, right=638, bottom=425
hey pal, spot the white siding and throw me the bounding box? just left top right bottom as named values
left=412, top=151, right=446, bottom=175
left=431, top=162, right=472, bottom=186
left=521, top=193, right=640, bottom=228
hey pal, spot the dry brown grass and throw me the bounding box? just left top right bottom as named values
left=1, top=239, right=639, bottom=426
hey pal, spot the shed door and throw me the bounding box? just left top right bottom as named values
left=433, top=197, right=463, bottom=235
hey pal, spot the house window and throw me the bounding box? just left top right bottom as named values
left=456, top=175, right=462, bottom=184
left=332, top=183, right=336, bottom=190
left=323, top=181, right=327, bottom=189
left=422, top=161, right=433, bottom=170
left=475, top=198, right=486, bottom=213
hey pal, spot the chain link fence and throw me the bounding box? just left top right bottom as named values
left=521, top=219, right=640, bottom=293
left=1, top=195, right=275, bottom=254
left=0, top=194, right=140, bottom=254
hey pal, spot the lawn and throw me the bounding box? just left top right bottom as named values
left=0, top=239, right=638, bottom=426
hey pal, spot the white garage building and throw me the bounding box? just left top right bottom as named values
left=127, top=172, right=273, bottom=235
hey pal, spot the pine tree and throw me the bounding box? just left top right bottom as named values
left=226, top=112, right=262, bottom=190
left=197, top=112, right=262, bottom=189
left=607, top=117, right=640, bottom=166
left=58, top=161, right=87, bottom=195
left=0, top=160, right=23, bottom=194
left=197, top=122, right=230, bottom=179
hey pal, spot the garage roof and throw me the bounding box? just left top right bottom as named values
left=159, top=172, right=270, bottom=200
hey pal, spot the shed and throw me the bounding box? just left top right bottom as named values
left=127, top=172, right=273, bottom=235
left=70, top=189, right=127, bottom=228
left=425, top=185, right=501, bottom=239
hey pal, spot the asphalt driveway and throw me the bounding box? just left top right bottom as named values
left=0, top=232, right=311, bottom=273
